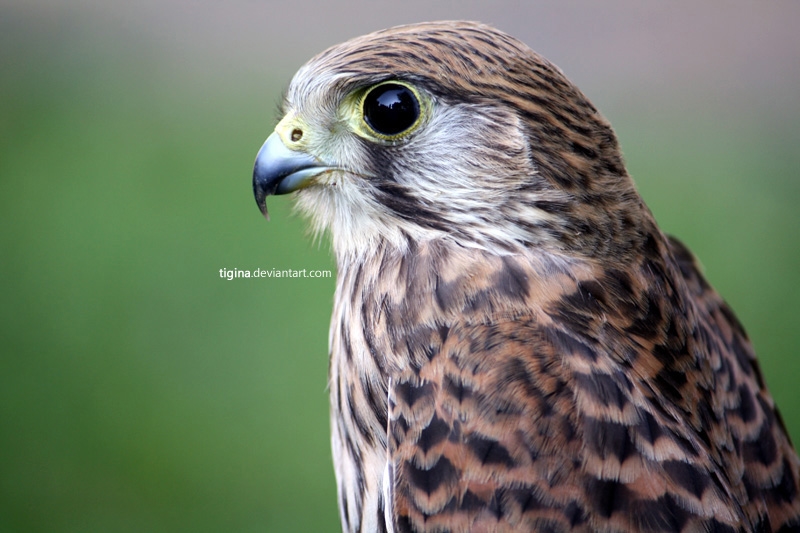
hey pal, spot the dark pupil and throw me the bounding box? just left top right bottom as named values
left=363, top=84, right=419, bottom=136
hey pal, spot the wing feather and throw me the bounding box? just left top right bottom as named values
left=382, top=238, right=800, bottom=532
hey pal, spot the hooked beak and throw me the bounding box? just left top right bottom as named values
left=252, top=132, right=333, bottom=218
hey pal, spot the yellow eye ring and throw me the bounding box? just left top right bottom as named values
left=359, top=81, right=426, bottom=142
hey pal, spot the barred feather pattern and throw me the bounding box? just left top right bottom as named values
left=267, top=21, right=800, bottom=533
left=330, top=234, right=800, bottom=532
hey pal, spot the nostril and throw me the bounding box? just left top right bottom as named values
left=291, top=128, right=303, bottom=142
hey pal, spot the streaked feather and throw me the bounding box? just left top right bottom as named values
left=265, top=20, right=800, bottom=532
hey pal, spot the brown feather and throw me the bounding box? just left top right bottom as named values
left=260, top=20, right=800, bottom=533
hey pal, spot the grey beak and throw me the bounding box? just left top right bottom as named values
left=252, top=132, right=329, bottom=218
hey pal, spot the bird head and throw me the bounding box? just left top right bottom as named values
left=254, top=21, right=654, bottom=262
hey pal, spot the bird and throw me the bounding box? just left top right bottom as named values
left=252, top=21, right=800, bottom=533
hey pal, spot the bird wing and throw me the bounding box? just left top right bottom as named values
left=385, top=239, right=800, bottom=532
left=665, top=236, right=800, bottom=531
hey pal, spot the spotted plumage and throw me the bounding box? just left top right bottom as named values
left=253, top=21, right=800, bottom=532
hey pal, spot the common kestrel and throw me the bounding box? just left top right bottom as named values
left=252, top=21, right=800, bottom=532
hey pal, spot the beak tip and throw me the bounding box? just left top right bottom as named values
left=252, top=132, right=323, bottom=219
left=253, top=173, right=270, bottom=221
left=254, top=189, right=270, bottom=221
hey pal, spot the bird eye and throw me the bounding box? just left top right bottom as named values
left=362, top=83, right=421, bottom=138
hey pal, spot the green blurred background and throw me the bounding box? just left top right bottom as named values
left=1, top=1, right=797, bottom=531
